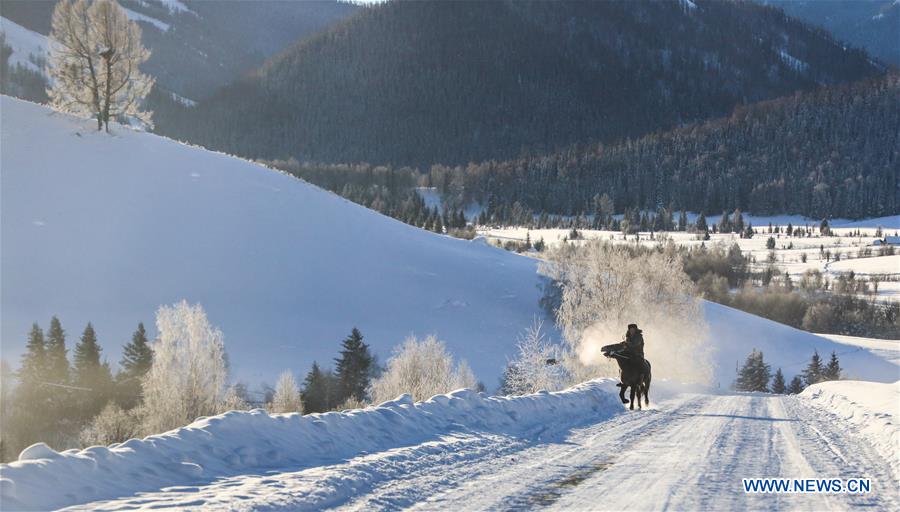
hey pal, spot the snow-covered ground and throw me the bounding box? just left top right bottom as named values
left=0, top=17, right=48, bottom=74
left=0, top=380, right=625, bottom=510
left=817, top=333, right=900, bottom=367
left=0, top=97, right=549, bottom=385
left=3, top=97, right=896, bottom=389
left=800, top=380, right=900, bottom=482
left=3, top=382, right=898, bottom=511
left=479, top=226, right=900, bottom=303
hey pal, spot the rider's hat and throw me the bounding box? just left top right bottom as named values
left=627, top=323, right=638, bottom=330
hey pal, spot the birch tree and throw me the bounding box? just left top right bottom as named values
left=369, top=335, right=477, bottom=404
left=47, top=0, right=153, bottom=131
left=141, top=301, right=227, bottom=434
left=270, top=371, right=303, bottom=414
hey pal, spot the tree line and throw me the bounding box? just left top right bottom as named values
left=735, top=348, right=842, bottom=394
left=0, top=303, right=481, bottom=462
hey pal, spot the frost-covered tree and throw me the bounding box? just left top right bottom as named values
left=219, top=383, right=250, bottom=412
left=141, top=301, right=227, bottom=434
left=541, top=241, right=710, bottom=384
left=270, top=371, right=303, bottom=414
left=369, top=335, right=476, bottom=404
left=501, top=320, right=568, bottom=395
left=79, top=402, right=139, bottom=446
left=47, top=0, right=153, bottom=131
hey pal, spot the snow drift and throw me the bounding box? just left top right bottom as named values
left=800, top=380, right=900, bottom=482
left=0, top=380, right=624, bottom=510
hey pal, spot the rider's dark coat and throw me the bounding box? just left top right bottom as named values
left=624, top=329, right=645, bottom=360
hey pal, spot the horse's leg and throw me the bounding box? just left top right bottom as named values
left=629, top=385, right=636, bottom=410
left=644, top=380, right=650, bottom=406
left=619, top=383, right=629, bottom=404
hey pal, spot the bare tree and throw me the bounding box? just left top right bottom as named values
left=47, top=0, right=152, bottom=131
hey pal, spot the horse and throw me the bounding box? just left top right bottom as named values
left=601, top=342, right=651, bottom=410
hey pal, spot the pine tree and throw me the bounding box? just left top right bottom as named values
left=73, top=323, right=114, bottom=419
left=334, top=328, right=373, bottom=403
left=45, top=316, right=70, bottom=385
left=120, top=323, right=153, bottom=377
left=802, top=350, right=825, bottom=387
left=696, top=212, right=707, bottom=233
left=787, top=375, right=805, bottom=394
left=301, top=362, right=339, bottom=413
left=771, top=368, right=786, bottom=394
left=735, top=349, right=771, bottom=392
left=115, top=323, right=153, bottom=409
left=73, top=323, right=101, bottom=383
left=823, top=351, right=841, bottom=381
left=20, top=323, right=47, bottom=384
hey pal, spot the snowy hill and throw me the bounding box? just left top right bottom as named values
left=0, top=17, right=47, bottom=75
left=0, top=97, right=551, bottom=384
left=2, top=97, right=896, bottom=388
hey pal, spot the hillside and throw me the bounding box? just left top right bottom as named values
left=171, top=0, right=881, bottom=167
left=3, top=97, right=897, bottom=388
left=763, top=0, right=900, bottom=67
left=0, top=96, right=548, bottom=384
left=435, top=75, right=899, bottom=219
left=0, top=0, right=358, bottom=102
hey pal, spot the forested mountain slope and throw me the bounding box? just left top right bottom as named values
left=433, top=75, right=900, bottom=220
left=172, top=0, right=881, bottom=167
left=762, top=0, right=900, bottom=67
left=0, top=0, right=358, bottom=101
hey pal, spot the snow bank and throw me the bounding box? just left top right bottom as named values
left=800, top=380, right=900, bottom=481
left=0, top=380, right=624, bottom=511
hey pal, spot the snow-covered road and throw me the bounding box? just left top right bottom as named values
left=64, top=392, right=899, bottom=511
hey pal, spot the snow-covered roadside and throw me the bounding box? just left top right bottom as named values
left=0, top=380, right=624, bottom=511
left=799, top=380, right=900, bottom=482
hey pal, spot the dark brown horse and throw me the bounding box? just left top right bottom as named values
left=601, top=342, right=651, bottom=410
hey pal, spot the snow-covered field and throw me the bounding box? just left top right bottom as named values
left=3, top=97, right=897, bottom=390
left=479, top=225, right=900, bottom=303
left=818, top=333, right=900, bottom=367
left=3, top=381, right=898, bottom=511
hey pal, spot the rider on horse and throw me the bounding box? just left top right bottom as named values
left=623, top=323, right=644, bottom=362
